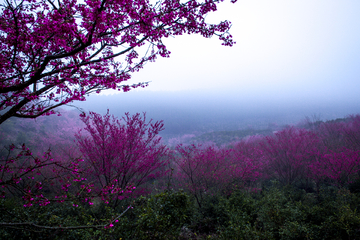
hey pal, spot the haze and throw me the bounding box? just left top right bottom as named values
left=74, top=0, right=360, bottom=138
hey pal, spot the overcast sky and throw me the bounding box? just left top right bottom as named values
left=80, top=0, right=360, bottom=131
left=116, top=0, right=360, bottom=96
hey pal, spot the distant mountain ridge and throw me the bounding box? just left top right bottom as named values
left=191, top=128, right=274, bottom=146
left=163, top=115, right=355, bottom=147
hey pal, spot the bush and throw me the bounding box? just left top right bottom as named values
left=117, top=190, right=192, bottom=240
left=0, top=198, right=120, bottom=240
left=216, top=185, right=360, bottom=240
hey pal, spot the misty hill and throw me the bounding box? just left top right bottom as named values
left=2, top=88, right=359, bottom=148
left=73, top=90, right=360, bottom=133
left=192, top=128, right=274, bottom=146
left=1, top=108, right=357, bottom=149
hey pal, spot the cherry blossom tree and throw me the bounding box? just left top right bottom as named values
left=0, top=143, right=89, bottom=207
left=75, top=110, right=168, bottom=206
left=317, top=120, right=348, bottom=151
left=230, top=136, right=264, bottom=188
left=309, top=116, right=360, bottom=187
left=173, top=144, right=230, bottom=207
left=173, top=144, right=261, bottom=208
left=337, top=115, right=360, bottom=151
left=0, top=144, right=133, bottom=232
left=0, top=0, right=236, bottom=124
left=309, top=148, right=360, bottom=188
left=260, top=127, right=320, bottom=186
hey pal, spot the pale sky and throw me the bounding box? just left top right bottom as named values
left=118, top=0, right=360, bottom=99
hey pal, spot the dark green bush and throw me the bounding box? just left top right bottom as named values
left=109, top=190, right=192, bottom=240
left=1, top=186, right=359, bottom=239
left=0, top=198, right=119, bottom=240
left=215, top=185, right=360, bottom=240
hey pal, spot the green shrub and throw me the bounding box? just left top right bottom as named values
left=216, top=185, right=360, bottom=240
left=2, top=186, right=359, bottom=239
left=127, top=190, right=192, bottom=240
left=0, top=198, right=124, bottom=240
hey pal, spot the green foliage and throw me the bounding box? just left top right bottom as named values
left=188, top=193, right=226, bottom=235
left=215, top=191, right=262, bottom=240
left=349, top=177, right=360, bottom=193
left=214, top=185, right=360, bottom=240
left=105, top=190, right=193, bottom=239
left=129, top=190, right=192, bottom=239
left=0, top=198, right=122, bottom=240
left=1, top=186, right=360, bottom=239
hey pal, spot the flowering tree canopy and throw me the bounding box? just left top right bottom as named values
left=173, top=144, right=262, bottom=207
left=0, top=0, right=236, bottom=124
left=75, top=110, right=168, bottom=206
left=261, top=127, right=320, bottom=186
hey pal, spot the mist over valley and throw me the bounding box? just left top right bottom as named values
left=72, top=89, right=360, bottom=145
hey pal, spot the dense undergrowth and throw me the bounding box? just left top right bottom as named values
left=1, top=181, right=360, bottom=239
